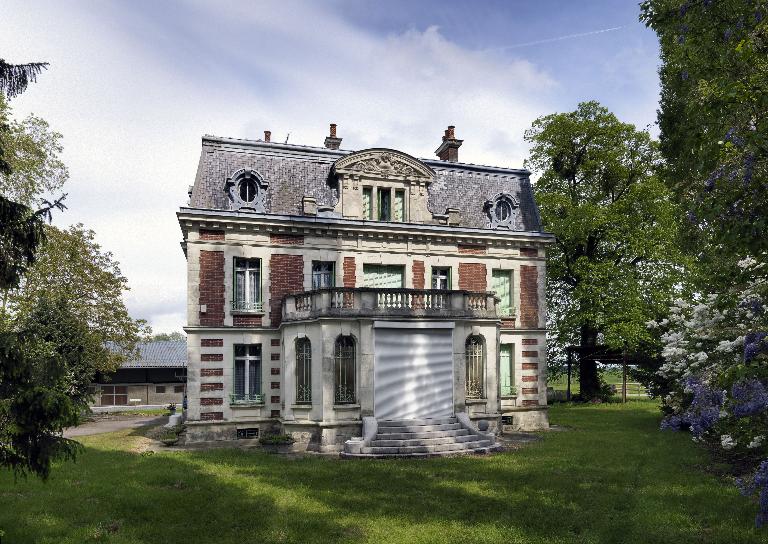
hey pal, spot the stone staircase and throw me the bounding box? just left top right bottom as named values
left=341, top=415, right=500, bottom=459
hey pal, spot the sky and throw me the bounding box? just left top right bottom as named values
left=1, top=0, right=661, bottom=334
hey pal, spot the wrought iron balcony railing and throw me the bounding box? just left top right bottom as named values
left=231, top=300, right=264, bottom=313
left=229, top=393, right=265, bottom=405
left=282, top=288, right=500, bottom=322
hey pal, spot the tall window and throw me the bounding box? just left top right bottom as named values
left=233, top=258, right=261, bottom=311
left=296, top=338, right=312, bottom=404
left=378, top=188, right=391, bottom=221
left=312, top=261, right=335, bottom=289
left=362, top=187, right=372, bottom=219
left=431, top=267, right=451, bottom=290
left=465, top=335, right=485, bottom=399
left=233, top=344, right=262, bottom=403
left=394, top=189, right=405, bottom=222
left=363, top=264, right=404, bottom=288
left=334, top=336, right=356, bottom=404
left=492, top=269, right=513, bottom=316
left=500, top=344, right=515, bottom=397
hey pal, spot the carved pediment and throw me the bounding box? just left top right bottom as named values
left=333, top=148, right=435, bottom=181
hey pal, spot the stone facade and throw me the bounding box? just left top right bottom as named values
left=180, top=129, right=554, bottom=450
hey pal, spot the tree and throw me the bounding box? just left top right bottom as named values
left=5, top=224, right=148, bottom=372
left=151, top=331, right=186, bottom=342
left=524, top=101, right=688, bottom=399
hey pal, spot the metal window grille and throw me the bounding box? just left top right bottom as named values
left=296, top=338, right=312, bottom=404
left=500, top=344, right=515, bottom=396
left=233, top=344, right=262, bottom=402
left=334, top=336, right=356, bottom=404
left=234, top=258, right=262, bottom=311
left=312, top=261, right=334, bottom=289
left=465, top=335, right=485, bottom=399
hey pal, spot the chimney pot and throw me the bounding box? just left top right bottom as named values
left=447, top=125, right=455, bottom=139
left=264, top=130, right=271, bottom=143
left=330, top=123, right=337, bottom=138
left=435, top=125, right=462, bottom=162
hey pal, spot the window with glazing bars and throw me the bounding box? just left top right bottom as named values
left=465, top=335, right=485, bottom=399
left=394, top=189, right=405, bottom=222
left=233, top=344, right=262, bottom=403
left=378, top=188, right=391, bottom=221
left=362, top=187, right=372, bottom=219
left=334, top=336, right=356, bottom=404
left=234, top=258, right=261, bottom=311
left=295, top=337, right=312, bottom=404
left=500, top=344, right=515, bottom=396
left=311, top=261, right=334, bottom=289
left=492, top=269, right=513, bottom=316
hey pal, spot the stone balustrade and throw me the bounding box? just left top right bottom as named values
left=282, top=288, right=499, bottom=322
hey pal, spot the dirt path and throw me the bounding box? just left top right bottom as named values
left=63, top=415, right=165, bottom=438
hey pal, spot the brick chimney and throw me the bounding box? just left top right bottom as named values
left=324, top=123, right=342, bottom=150
left=435, top=125, right=463, bottom=162
left=264, top=130, right=271, bottom=143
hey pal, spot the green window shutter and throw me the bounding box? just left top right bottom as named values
left=363, top=265, right=404, bottom=288
left=500, top=344, right=515, bottom=396
left=492, top=270, right=513, bottom=316
left=394, top=190, right=405, bottom=222
left=362, top=188, right=372, bottom=219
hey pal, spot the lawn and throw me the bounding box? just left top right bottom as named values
left=1, top=401, right=764, bottom=544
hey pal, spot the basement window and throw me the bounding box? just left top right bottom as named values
left=237, top=428, right=259, bottom=439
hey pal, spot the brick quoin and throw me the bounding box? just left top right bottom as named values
left=521, top=400, right=539, bottom=407
left=270, top=339, right=281, bottom=347
left=270, top=368, right=280, bottom=375
left=522, top=375, right=538, bottom=382
left=200, top=382, right=223, bottom=392
left=458, top=244, right=487, bottom=255
left=270, top=233, right=304, bottom=245
left=270, top=382, right=280, bottom=389
left=412, top=260, right=425, bottom=289
left=522, top=362, right=539, bottom=370
left=343, top=257, right=356, bottom=287
left=201, top=338, right=223, bottom=347
left=199, top=229, right=224, bottom=241
left=269, top=253, right=304, bottom=327
left=458, top=262, right=487, bottom=292
left=200, top=368, right=223, bottom=377
left=233, top=314, right=262, bottom=327
left=270, top=395, right=280, bottom=404
left=200, top=397, right=223, bottom=406
left=200, top=411, right=223, bottom=421
left=270, top=353, right=280, bottom=361
left=520, top=265, right=539, bottom=329
left=501, top=318, right=516, bottom=330
left=522, top=350, right=539, bottom=357
left=522, top=387, right=539, bottom=395
left=201, top=353, right=223, bottom=362
left=270, top=410, right=281, bottom=418
left=199, top=250, right=225, bottom=326
left=522, top=339, right=539, bottom=345
left=520, top=247, right=538, bottom=257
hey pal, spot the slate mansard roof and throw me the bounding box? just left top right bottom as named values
left=188, top=135, right=543, bottom=232
left=118, top=341, right=188, bottom=369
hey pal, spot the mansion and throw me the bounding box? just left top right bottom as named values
left=179, top=124, right=553, bottom=454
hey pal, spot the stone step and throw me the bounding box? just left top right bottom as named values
left=362, top=439, right=493, bottom=455
left=340, top=445, right=500, bottom=459
left=373, top=429, right=471, bottom=440
left=371, top=434, right=480, bottom=448
left=377, top=417, right=457, bottom=427
left=377, top=422, right=462, bottom=434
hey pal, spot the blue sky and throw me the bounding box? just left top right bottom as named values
left=1, top=0, right=660, bottom=333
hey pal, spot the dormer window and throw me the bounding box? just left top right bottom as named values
left=225, top=169, right=268, bottom=212
left=486, top=193, right=520, bottom=230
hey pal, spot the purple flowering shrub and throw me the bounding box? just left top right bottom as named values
left=656, top=257, right=768, bottom=527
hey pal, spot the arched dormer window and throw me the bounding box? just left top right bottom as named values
left=485, top=193, right=520, bottom=230
left=225, top=169, right=268, bottom=212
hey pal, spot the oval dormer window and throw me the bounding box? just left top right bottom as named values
left=487, top=193, right=519, bottom=230
left=495, top=197, right=513, bottom=222
left=239, top=178, right=257, bottom=203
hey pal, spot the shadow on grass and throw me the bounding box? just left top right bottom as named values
left=0, top=402, right=763, bottom=544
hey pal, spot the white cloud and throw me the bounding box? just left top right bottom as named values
left=1, top=0, right=558, bottom=332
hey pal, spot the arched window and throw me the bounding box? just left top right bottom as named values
left=238, top=178, right=257, bottom=203
left=465, top=335, right=485, bottom=399
left=334, top=336, right=356, bottom=404
left=225, top=168, right=268, bottom=212
left=295, top=338, right=312, bottom=404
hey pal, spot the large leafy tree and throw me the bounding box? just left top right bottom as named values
left=524, top=101, right=688, bottom=399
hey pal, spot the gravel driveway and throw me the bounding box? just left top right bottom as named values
left=63, top=415, right=165, bottom=438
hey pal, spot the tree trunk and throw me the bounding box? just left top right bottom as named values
left=578, top=325, right=601, bottom=400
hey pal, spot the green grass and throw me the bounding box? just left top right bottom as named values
left=1, top=401, right=763, bottom=543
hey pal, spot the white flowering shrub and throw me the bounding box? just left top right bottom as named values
left=655, top=256, right=768, bottom=527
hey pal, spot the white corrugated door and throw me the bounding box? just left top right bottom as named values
left=374, top=323, right=454, bottom=420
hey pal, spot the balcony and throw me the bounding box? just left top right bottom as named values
left=231, top=300, right=264, bottom=313
left=282, top=288, right=499, bottom=322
